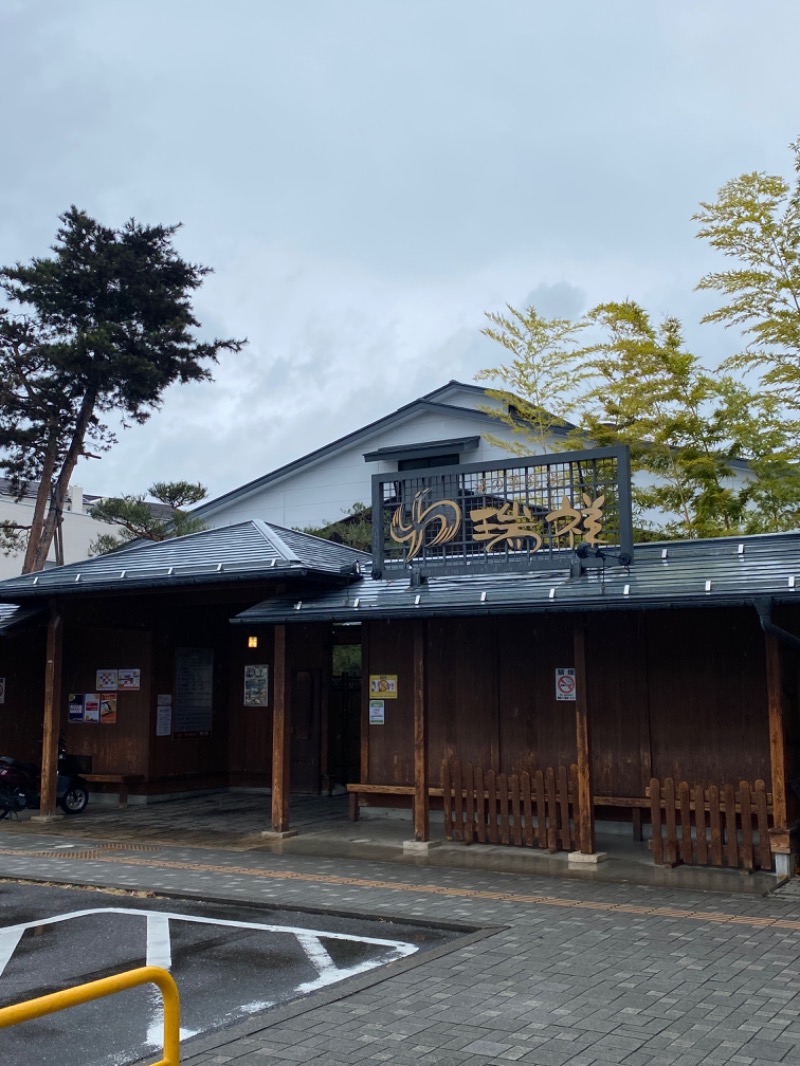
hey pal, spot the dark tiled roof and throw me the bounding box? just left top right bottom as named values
left=0, top=521, right=369, bottom=601
left=0, top=603, right=46, bottom=632
left=232, top=531, right=800, bottom=625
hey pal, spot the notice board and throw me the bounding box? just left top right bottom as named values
left=174, top=647, right=214, bottom=736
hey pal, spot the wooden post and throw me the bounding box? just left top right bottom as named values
left=271, top=624, right=291, bottom=833
left=319, top=628, right=331, bottom=794
left=765, top=631, right=792, bottom=854
left=360, top=624, right=371, bottom=784
left=40, top=602, right=63, bottom=818
left=574, top=618, right=596, bottom=854
left=413, top=619, right=429, bottom=842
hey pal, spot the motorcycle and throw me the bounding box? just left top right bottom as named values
left=0, top=739, right=89, bottom=818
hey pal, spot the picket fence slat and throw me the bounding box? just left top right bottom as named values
left=441, top=760, right=581, bottom=852
left=649, top=777, right=773, bottom=872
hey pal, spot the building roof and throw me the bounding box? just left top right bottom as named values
left=0, top=603, right=45, bottom=633
left=0, top=521, right=369, bottom=602
left=192, top=381, right=575, bottom=521
left=231, top=531, right=800, bottom=625
left=1, top=477, right=86, bottom=508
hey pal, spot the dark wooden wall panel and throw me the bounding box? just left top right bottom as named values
left=427, top=617, right=498, bottom=773
left=0, top=627, right=46, bottom=763
left=495, top=614, right=576, bottom=774
left=62, top=625, right=152, bottom=776
left=586, top=611, right=652, bottom=797
left=364, top=620, right=414, bottom=784
left=647, top=607, right=769, bottom=784
left=227, top=626, right=274, bottom=782
left=149, top=604, right=232, bottom=782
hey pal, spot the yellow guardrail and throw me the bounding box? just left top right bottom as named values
left=0, top=964, right=180, bottom=1066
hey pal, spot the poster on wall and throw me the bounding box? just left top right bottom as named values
left=0, top=677, right=5, bottom=704
left=174, top=648, right=214, bottom=736
left=83, top=694, right=100, bottom=722
left=369, top=699, right=385, bottom=725
left=100, top=693, right=117, bottom=724
left=118, top=668, right=141, bottom=691
left=243, top=665, right=269, bottom=707
left=369, top=675, right=398, bottom=699
left=96, top=669, right=118, bottom=691
left=156, top=695, right=173, bottom=737
left=68, top=694, right=85, bottom=722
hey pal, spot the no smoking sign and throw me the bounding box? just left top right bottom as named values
left=555, top=668, right=576, bottom=701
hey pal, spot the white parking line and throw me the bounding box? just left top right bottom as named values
left=0, top=906, right=418, bottom=988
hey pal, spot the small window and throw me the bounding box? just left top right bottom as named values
left=397, top=453, right=459, bottom=471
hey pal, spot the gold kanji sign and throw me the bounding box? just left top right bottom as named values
left=376, top=446, right=632, bottom=576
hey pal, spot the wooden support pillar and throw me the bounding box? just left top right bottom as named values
left=319, top=628, right=332, bottom=794
left=574, top=618, right=596, bottom=854
left=271, top=624, right=291, bottom=833
left=765, top=630, right=792, bottom=855
left=360, top=624, right=371, bottom=784
left=40, top=602, right=63, bottom=818
left=413, top=619, right=429, bottom=842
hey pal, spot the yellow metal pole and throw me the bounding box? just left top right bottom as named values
left=0, top=966, right=180, bottom=1066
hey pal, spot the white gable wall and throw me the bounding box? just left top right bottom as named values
left=195, top=380, right=753, bottom=537
left=202, top=407, right=542, bottom=530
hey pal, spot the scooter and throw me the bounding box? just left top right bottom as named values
left=0, top=738, right=89, bottom=818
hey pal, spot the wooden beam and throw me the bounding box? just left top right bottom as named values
left=271, top=624, right=291, bottom=833
left=765, top=630, right=790, bottom=845
left=413, top=619, right=429, bottom=842
left=40, top=601, right=63, bottom=817
left=360, top=623, right=370, bottom=783
left=573, top=618, right=596, bottom=854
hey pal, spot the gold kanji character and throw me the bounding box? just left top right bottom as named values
left=546, top=493, right=605, bottom=547
left=471, top=501, right=543, bottom=552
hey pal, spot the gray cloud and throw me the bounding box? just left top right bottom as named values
left=1, top=0, right=798, bottom=499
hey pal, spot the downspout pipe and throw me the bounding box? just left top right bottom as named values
left=755, top=598, right=800, bottom=653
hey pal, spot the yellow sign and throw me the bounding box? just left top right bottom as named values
left=369, top=674, right=398, bottom=699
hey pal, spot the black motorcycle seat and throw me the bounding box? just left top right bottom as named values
left=0, top=757, right=38, bottom=775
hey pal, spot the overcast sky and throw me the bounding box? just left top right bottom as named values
left=2, top=1, right=799, bottom=508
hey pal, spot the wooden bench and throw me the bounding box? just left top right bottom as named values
left=349, top=783, right=651, bottom=839
left=83, top=774, right=144, bottom=808
left=346, top=783, right=444, bottom=821
left=593, top=795, right=651, bottom=841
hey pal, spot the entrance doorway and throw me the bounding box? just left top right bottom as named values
left=327, top=635, right=362, bottom=789
left=289, top=669, right=321, bottom=793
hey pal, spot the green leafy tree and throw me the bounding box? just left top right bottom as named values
left=475, top=305, right=586, bottom=455
left=576, top=302, right=800, bottom=537
left=694, top=138, right=800, bottom=408
left=0, top=207, right=245, bottom=573
left=301, top=502, right=373, bottom=552
left=0, top=311, right=87, bottom=559
left=88, top=481, right=208, bottom=555
left=478, top=299, right=800, bottom=538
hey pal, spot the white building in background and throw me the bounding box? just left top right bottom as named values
left=192, top=381, right=570, bottom=531
left=0, top=481, right=113, bottom=580
left=192, top=379, right=751, bottom=537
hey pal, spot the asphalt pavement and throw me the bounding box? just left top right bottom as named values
left=1, top=800, right=800, bottom=1065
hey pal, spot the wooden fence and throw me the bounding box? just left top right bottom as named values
left=441, top=760, right=584, bottom=852
left=649, top=777, right=773, bottom=871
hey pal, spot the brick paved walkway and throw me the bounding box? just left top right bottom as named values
left=1, top=805, right=799, bottom=1065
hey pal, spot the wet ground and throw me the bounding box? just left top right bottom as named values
left=0, top=789, right=782, bottom=894
left=0, top=881, right=465, bottom=1066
